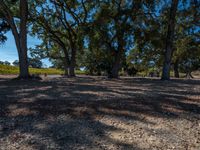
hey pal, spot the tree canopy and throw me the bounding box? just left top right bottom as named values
left=0, top=0, right=199, bottom=79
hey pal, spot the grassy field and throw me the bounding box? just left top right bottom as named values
left=0, top=64, right=85, bottom=75
left=1, top=64, right=198, bottom=78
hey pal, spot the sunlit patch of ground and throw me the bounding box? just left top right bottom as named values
left=0, top=76, right=199, bottom=150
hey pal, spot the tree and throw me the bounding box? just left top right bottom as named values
left=79, top=46, right=113, bottom=76
left=30, top=0, right=90, bottom=77
left=172, top=0, right=200, bottom=78
left=28, top=58, right=43, bottom=68
left=161, top=0, right=179, bottom=80
left=86, top=1, right=157, bottom=78
left=0, top=0, right=30, bottom=79
left=4, top=61, right=10, bottom=66
left=124, top=0, right=200, bottom=80
left=0, top=19, right=9, bottom=44
left=12, top=60, right=19, bottom=66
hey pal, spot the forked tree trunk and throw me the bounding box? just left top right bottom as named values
left=161, top=0, right=179, bottom=80
left=0, top=0, right=30, bottom=79
left=12, top=29, right=29, bottom=79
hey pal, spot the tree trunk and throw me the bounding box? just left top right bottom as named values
left=18, top=52, right=29, bottom=78
left=186, top=72, right=193, bottom=79
left=64, top=69, right=68, bottom=76
left=64, top=68, right=69, bottom=76
left=97, top=69, right=101, bottom=76
left=109, top=31, right=124, bottom=79
left=61, top=47, right=70, bottom=76
left=69, top=48, right=76, bottom=77
left=63, top=62, right=69, bottom=76
left=174, top=59, right=179, bottom=78
left=18, top=0, right=29, bottom=79
left=161, top=0, right=179, bottom=80
left=0, top=0, right=29, bottom=79
left=109, top=51, right=121, bottom=78
left=69, top=65, right=75, bottom=77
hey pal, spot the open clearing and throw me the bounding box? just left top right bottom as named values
left=0, top=76, right=199, bottom=150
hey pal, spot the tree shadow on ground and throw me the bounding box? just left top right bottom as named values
left=0, top=76, right=199, bottom=149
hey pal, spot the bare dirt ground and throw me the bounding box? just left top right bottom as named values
left=0, top=75, right=199, bottom=150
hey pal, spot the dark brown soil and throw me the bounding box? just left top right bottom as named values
left=0, top=75, right=199, bottom=150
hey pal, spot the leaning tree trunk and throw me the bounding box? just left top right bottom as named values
left=174, top=59, right=179, bottom=78
left=161, top=0, right=179, bottom=80
left=186, top=71, right=194, bottom=79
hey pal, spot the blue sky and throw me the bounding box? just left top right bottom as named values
left=0, top=32, right=19, bottom=62
left=0, top=31, right=51, bottom=67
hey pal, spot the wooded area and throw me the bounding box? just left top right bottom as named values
left=0, top=0, right=199, bottom=79
left=0, top=0, right=200, bottom=150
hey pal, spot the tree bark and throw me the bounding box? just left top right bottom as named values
left=0, top=0, right=29, bottom=79
left=69, top=65, right=75, bottom=77
left=161, top=0, right=179, bottom=80
left=186, top=71, right=193, bottom=79
left=63, top=61, right=69, bottom=76
left=69, top=47, right=76, bottom=77
left=62, top=48, right=70, bottom=77
left=174, top=59, right=179, bottom=78
left=109, top=51, right=122, bottom=78
left=109, top=29, right=124, bottom=78
left=18, top=0, right=29, bottom=79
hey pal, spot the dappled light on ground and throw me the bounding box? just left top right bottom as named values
left=0, top=76, right=199, bottom=150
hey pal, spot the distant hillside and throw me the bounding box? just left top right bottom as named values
left=0, top=64, right=86, bottom=75
left=0, top=64, right=63, bottom=75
